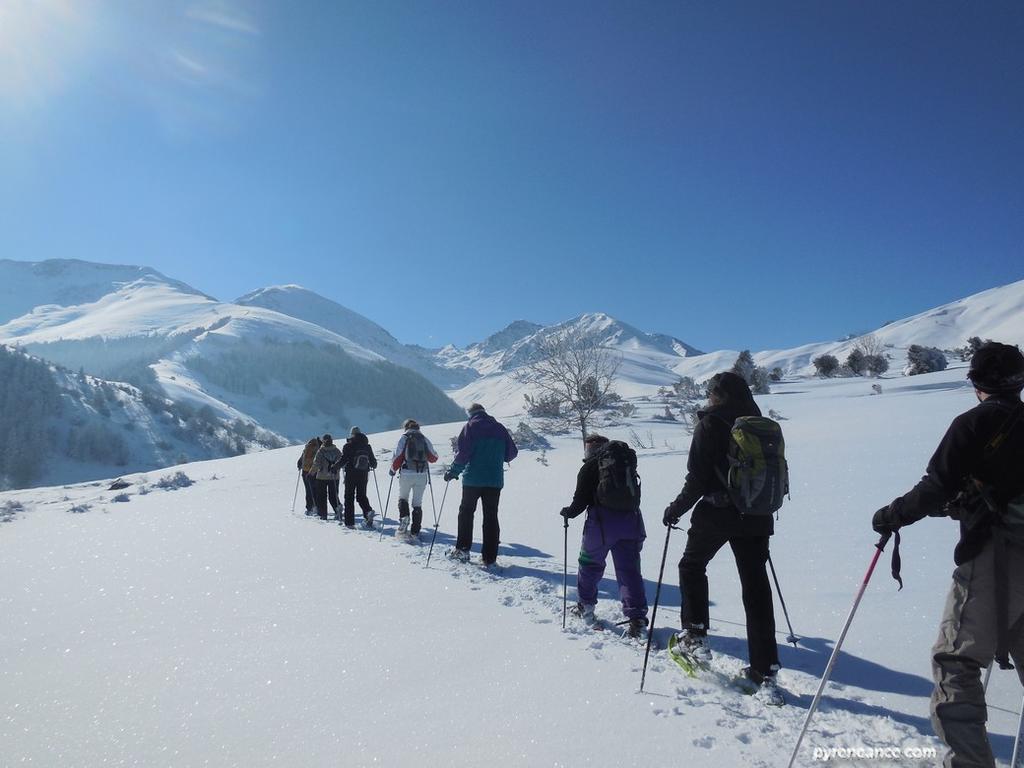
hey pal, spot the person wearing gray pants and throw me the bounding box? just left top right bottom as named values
left=873, top=342, right=1024, bottom=767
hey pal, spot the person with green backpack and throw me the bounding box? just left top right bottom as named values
left=663, top=370, right=788, bottom=703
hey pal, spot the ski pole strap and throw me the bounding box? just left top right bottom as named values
left=889, top=530, right=903, bottom=591
left=875, top=530, right=903, bottom=590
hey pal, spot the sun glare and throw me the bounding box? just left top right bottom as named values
left=0, top=0, right=93, bottom=109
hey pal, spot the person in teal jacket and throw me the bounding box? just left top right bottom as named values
left=444, top=403, right=518, bottom=566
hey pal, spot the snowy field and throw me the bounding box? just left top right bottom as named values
left=3, top=364, right=1022, bottom=767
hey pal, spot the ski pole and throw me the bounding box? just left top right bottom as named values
left=767, top=552, right=800, bottom=648
left=1012, top=691, right=1024, bottom=768
left=426, top=464, right=439, bottom=525
left=291, top=470, right=301, bottom=514
left=787, top=533, right=892, bottom=768
left=378, top=472, right=396, bottom=542
left=371, top=467, right=384, bottom=516
left=425, top=479, right=451, bottom=569
left=562, top=515, right=570, bottom=630
left=640, top=517, right=681, bottom=693
left=983, top=661, right=993, bottom=694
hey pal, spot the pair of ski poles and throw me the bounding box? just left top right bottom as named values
left=579, top=510, right=800, bottom=693
left=375, top=460, right=452, bottom=567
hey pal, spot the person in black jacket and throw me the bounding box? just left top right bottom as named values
left=663, top=371, right=780, bottom=692
left=559, top=434, right=649, bottom=637
left=340, top=427, right=378, bottom=528
left=872, top=342, right=1024, bottom=768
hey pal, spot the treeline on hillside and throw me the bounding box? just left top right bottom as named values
left=0, top=346, right=62, bottom=488
left=187, top=338, right=465, bottom=426
left=25, top=334, right=192, bottom=388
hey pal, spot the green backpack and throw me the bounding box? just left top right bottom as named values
left=715, top=415, right=789, bottom=516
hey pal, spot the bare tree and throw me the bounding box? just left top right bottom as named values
left=514, top=330, right=622, bottom=444
left=854, top=333, right=886, bottom=358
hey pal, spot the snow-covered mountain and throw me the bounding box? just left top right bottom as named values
left=0, top=261, right=464, bottom=486
left=439, top=312, right=706, bottom=414
left=235, top=285, right=477, bottom=389
left=438, top=312, right=702, bottom=377
left=0, top=258, right=211, bottom=326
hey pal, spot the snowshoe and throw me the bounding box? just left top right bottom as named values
left=625, top=617, right=649, bottom=639
left=742, top=666, right=785, bottom=707
left=667, top=631, right=712, bottom=677
left=446, top=548, right=470, bottom=563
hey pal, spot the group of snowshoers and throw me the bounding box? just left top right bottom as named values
left=293, top=341, right=1024, bottom=767
left=297, top=404, right=519, bottom=559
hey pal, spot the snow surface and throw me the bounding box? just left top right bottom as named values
left=4, top=366, right=1023, bottom=766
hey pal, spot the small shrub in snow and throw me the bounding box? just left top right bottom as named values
left=1, top=500, right=25, bottom=523
left=906, top=345, right=948, bottom=376
left=512, top=421, right=551, bottom=451
left=731, top=350, right=756, bottom=384
left=872, top=384, right=883, bottom=395
left=865, top=354, right=890, bottom=377
left=112, top=493, right=131, bottom=503
left=629, top=429, right=655, bottom=450
left=69, top=503, right=92, bottom=514
left=651, top=405, right=677, bottom=422
left=769, top=367, right=784, bottom=382
left=672, top=376, right=703, bottom=400
left=619, top=402, right=637, bottom=418
left=813, top=354, right=840, bottom=378
left=523, top=392, right=563, bottom=419
left=846, top=349, right=867, bottom=376
left=750, top=366, right=772, bottom=394
left=154, top=471, right=194, bottom=490
left=768, top=409, right=787, bottom=421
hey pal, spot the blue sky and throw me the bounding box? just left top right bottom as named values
left=1, top=1, right=1021, bottom=352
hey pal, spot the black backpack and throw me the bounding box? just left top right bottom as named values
left=404, top=432, right=429, bottom=471
left=353, top=450, right=371, bottom=472
left=595, top=440, right=641, bottom=511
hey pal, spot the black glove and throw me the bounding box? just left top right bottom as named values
left=560, top=506, right=581, bottom=519
left=443, top=470, right=457, bottom=482
left=388, top=469, right=396, bottom=477
left=663, top=503, right=682, bottom=527
left=872, top=501, right=901, bottom=535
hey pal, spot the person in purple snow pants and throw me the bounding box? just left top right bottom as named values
left=560, top=433, right=649, bottom=637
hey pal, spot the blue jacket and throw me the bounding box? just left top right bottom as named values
left=450, top=412, right=518, bottom=488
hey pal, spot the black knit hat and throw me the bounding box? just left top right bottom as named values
left=968, top=342, right=1024, bottom=394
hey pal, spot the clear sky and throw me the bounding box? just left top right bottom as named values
left=1, top=1, right=1021, bottom=352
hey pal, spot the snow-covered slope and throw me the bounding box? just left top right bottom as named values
left=0, top=258, right=210, bottom=326
left=236, top=285, right=476, bottom=388
left=447, top=281, right=1024, bottom=415
left=0, top=344, right=284, bottom=491
left=670, top=278, right=1024, bottom=382
left=5, top=368, right=1021, bottom=766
